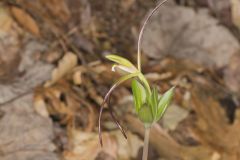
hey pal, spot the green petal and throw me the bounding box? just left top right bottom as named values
left=106, top=54, right=135, bottom=67
left=156, top=87, right=175, bottom=121
left=131, top=79, right=146, bottom=113
left=112, top=64, right=137, bottom=74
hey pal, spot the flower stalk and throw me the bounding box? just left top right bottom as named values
left=137, top=0, right=169, bottom=72
left=142, top=126, right=151, bottom=160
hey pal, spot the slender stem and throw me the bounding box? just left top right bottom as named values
left=137, top=0, right=169, bottom=72
left=142, top=127, right=151, bottom=160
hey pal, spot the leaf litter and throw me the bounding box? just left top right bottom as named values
left=1, top=0, right=240, bottom=160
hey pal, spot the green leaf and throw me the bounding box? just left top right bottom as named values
left=156, top=87, right=175, bottom=121
left=150, top=86, right=159, bottom=119
left=106, top=54, right=135, bottom=67
left=104, top=72, right=140, bottom=102
left=138, top=104, right=154, bottom=124
left=131, top=79, right=146, bottom=113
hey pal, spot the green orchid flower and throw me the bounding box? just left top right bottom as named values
left=98, top=54, right=175, bottom=145
left=98, top=1, right=173, bottom=160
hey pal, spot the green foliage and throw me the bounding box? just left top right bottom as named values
left=131, top=78, right=175, bottom=125
left=156, top=87, right=175, bottom=121
left=138, top=104, right=154, bottom=125
left=99, top=54, right=174, bottom=141
left=131, top=79, right=146, bottom=113
left=106, top=54, right=175, bottom=125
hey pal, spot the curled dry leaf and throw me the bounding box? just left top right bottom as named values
left=45, top=52, right=78, bottom=87
left=10, top=6, right=40, bottom=36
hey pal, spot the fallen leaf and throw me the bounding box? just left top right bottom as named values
left=112, top=131, right=143, bottom=159
left=10, top=6, right=40, bottom=36
left=40, top=0, right=70, bottom=23
left=207, top=0, right=232, bottom=26
left=0, top=41, right=53, bottom=104
left=0, top=7, right=13, bottom=33
left=142, top=4, right=240, bottom=68
left=73, top=70, right=82, bottom=85
left=121, top=0, right=135, bottom=11
left=34, top=93, right=49, bottom=117
left=64, top=130, right=117, bottom=160
left=162, top=104, right=189, bottom=130
left=224, top=52, right=240, bottom=93
left=0, top=6, right=21, bottom=82
left=42, top=51, right=62, bottom=63
left=231, top=0, right=240, bottom=29
left=45, top=52, right=78, bottom=87
left=0, top=94, right=58, bottom=160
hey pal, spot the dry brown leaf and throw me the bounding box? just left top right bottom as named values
left=231, top=0, right=240, bottom=29
left=64, top=130, right=143, bottom=160
left=207, top=0, right=232, bottom=25
left=73, top=70, right=82, bottom=85
left=0, top=6, right=21, bottom=82
left=40, top=0, right=70, bottom=23
left=224, top=52, right=240, bottom=93
left=0, top=40, right=53, bottom=104
left=33, top=93, right=49, bottom=118
left=190, top=88, right=240, bottom=160
left=162, top=104, right=189, bottom=130
left=112, top=131, right=143, bottom=159
left=64, top=131, right=117, bottom=160
left=42, top=51, right=62, bottom=63
left=0, top=7, right=13, bottom=33
left=10, top=6, right=40, bottom=36
left=0, top=94, right=58, bottom=160
left=121, top=0, right=135, bottom=11
left=142, top=4, right=240, bottom=68
left=45, top=52, right=78, bottom=87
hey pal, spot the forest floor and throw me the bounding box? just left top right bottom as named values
left=1, top=0, right=240, bottom=160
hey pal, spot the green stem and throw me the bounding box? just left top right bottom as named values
left=142, top=126, right=151, bottom=160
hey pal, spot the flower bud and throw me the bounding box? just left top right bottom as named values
left=138, top=104, right=154, bottom=125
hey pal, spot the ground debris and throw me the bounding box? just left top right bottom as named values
left=1, top=0, right=240, bottom=160
left=142, top=3, right=240, bottom=68
left=10, top=6, right=40, bottom=36
left=0, top=94, right=59, bottom=160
